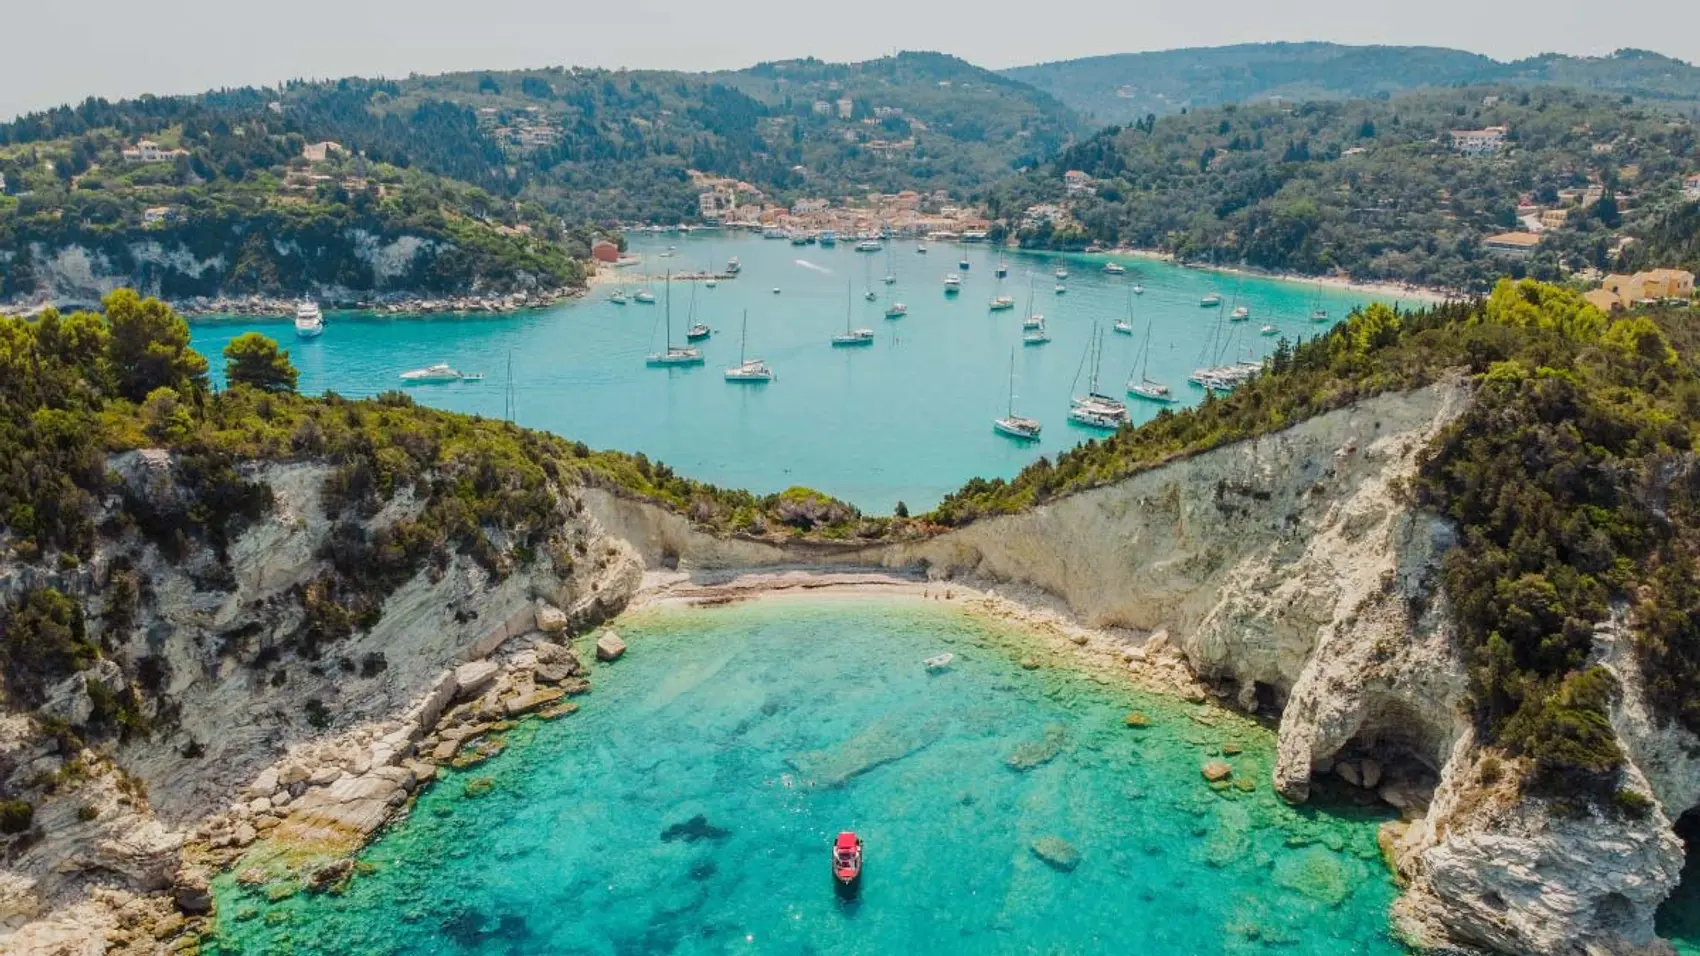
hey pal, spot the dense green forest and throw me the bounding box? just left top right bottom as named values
left=1007, top=44, right=1700, bottom=123
left=0, top=120, right=591, bottom=303
left=989, top=85, right=1700, bottom=290
left=935, top=279, right=1700, bottom=804
left=1, top=53, right=1076, bottom=230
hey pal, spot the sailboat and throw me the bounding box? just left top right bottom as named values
left=684, top=284, right=711, bottom=340
left=1127, top=310, right=1175, bottom=404
left=993, top=348, right=1042, bottom=441
left=832, top=282, right=876, bottom=347
left=608, top=279, right=629, bottom=305
left=724, top=311, right=774, bottom=382
left=884, top=270, right=907, bottom=318
left=1200, top=293, right=1222, bottom=308
left=1310, top=281, right=1329, bottom=322
left=646, top=273, right=705, bottom=366
left=1114, top=285, right=1135, bottom=335
left=989, top=295, right=1015, bottom=311
left=1068, top=326, right=1130, bottom=429
left=863, top=256, right=877, bottom=301
left=995, top=260, right=1009, bottom=278
left=1022, top=277, right=1043, bottom=330
left=882, top=244, right=897, bottom=285
left=1023, top=317, right=1050, bottom=345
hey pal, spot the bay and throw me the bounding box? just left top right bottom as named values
left=189, top=233, right=1401, bottom=511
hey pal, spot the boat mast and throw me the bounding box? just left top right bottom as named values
left=1007, top=347, right=1016, bottom=417
left=664, top=270, right=673, bottom=349
left=739, top=310, right=748, bottom=365
left=845, top=281, right=852, bottom=333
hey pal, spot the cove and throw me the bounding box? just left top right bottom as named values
left=187, top=234, right=1400, bottom=512
left=207, top=597, right=1406, bottom=955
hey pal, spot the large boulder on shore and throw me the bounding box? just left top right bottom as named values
left=596, top=631, right=626, bottom=662
left=454, top=661, right=499, bottom=698
left=535, top=601, right=568, bottom=633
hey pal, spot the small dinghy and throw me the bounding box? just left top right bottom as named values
left=924, top=652, right=954, bottom=670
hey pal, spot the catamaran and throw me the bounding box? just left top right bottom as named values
left=724, top=311, right=774, bottom=382
left=856, top=238, right=881, bottom=252
left=832, top=283, right=876, bottom=347
left=647, top=273, right=705, bottom=366
left=993, top=348, right=1042, bottom=441
left=1231, top=305, right=1251, bottom=321
left=1023, top=318, right=1050, bottom=345
left=294, top=299, right=324, bottom=338
left=944, top=274, right=962, bottom=294
left=989, top=295, right=1015, bottom=311
left=1068, top=327, right=1130, bottom=430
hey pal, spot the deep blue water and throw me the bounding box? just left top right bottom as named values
left=188, top=234, right=1399, bottom=512
left=210, top=599, right=1407, bottom=955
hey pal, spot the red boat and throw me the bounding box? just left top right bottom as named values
left=832, top=831, right=863, bottom=889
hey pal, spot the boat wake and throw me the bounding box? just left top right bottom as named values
left=794, top=259, right=833, bottom=274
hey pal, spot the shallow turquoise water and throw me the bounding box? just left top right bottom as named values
left=188, top=235, right=1400, bottom=511
left=210, top=599, right=1406, bottom=955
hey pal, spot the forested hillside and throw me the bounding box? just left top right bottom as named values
left=0, top=115, right=591, bottom=305
left=2, top=52, right=1077, bottom=229
left=988, top=86, right=1700, bottom=290
left=1007, top=44, right=1700, bottom=123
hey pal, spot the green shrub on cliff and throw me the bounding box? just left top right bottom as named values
left=223, top=332, right=299, bottom=393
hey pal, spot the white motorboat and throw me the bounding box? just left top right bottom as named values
left=989, top=295, right=1015, bottom=311
left=1260, top=324, right=1279, bottom=336
left=1023, top=320, right=1051, bottom=345
left=634, top=290, right=657, bottom=304
left=1054, top=284, right=1067, bottom=295
left=924, top=652, right=956, bottom=669
left=294, top=299, right=324, bottom=338
left=400, top=363, right=466, bottom=383
left=1231, top=306, right=1251, bottom=321
left=885, top=302, right=908, bottom=319
left=724, top=311, right=774, bottom=382
left=1102, top=262, right=1126, bottom=275
left=916, top=243, right=928, bottom=254
left=726, top=256, right=742, bottom=274
left=1200, top=294, right=1222, bottom=307
left=944, top=274, right=962, bottom=293
left=1312, top=308, right=1330, bottom=322
left=1132, top=284, right=1144, bottom=294
left=856, top=239, right=882, bottom=252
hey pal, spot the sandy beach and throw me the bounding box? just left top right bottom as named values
left=1104, top=247, right=1454, bottom=305
left=630, top=567, right=1208, bottom=699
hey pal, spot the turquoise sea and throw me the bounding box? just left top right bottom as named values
left=209, top=599, right=1407, bottom=955
left=188, top=234, right=1402, bottom=512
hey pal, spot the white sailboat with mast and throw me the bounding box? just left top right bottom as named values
left=993, top=348, right=1042, bottom=440
left=645, top=272, right=705, bottom=366
left=1127, top=311, right=1175, bottom=403
left=831, top=282, right=875, bottom=347
left=1022, top=276, right=1043, bottom=330
left=724, top=311, right=774, bottom=382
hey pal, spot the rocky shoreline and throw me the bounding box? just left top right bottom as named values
left=0, top=286, right=587, bottom=321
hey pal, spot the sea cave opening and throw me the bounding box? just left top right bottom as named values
left=1655, top=809, right=1700, bottom=953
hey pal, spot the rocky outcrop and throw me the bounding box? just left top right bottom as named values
left=0, top=452, right=645, bottom=950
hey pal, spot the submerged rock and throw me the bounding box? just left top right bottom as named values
left=1202, top=761, right=1233, bottom=782
left=1030, top=836, right=1080, bottom=872
left=1006, top=725, right=1068, bottom=771
left=660, top=814, right=731, bottom=843
left=1273, top=846, right=1357, bottom=907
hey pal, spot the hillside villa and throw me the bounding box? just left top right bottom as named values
left=1448, top=126, right=1508, bottom=156
left=1481, top=231, right=1542, bottom=258
left=1584, top=269, right=1696, bottom=311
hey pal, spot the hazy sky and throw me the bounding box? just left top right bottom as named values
left=6, top=0, right=1696, bottom=121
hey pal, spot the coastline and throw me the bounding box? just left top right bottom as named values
left=1097, top=246, right=1455, bottom=305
